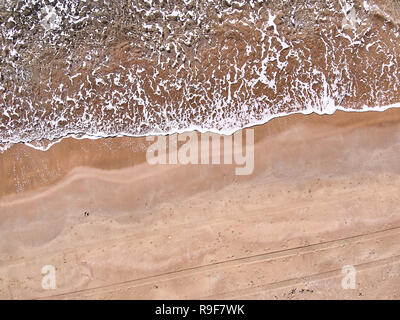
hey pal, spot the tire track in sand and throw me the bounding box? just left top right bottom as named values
left=38, top=225, right=400, bottom=299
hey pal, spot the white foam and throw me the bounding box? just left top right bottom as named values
left=2, top=102, right=396, bottom=153
left=2, top=0, right=400, bottom=153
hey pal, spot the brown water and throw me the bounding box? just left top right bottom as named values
left=1, top=0, right=400, bottom=151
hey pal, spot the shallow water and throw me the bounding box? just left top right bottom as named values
left=1, top=0, right=400, bottom=151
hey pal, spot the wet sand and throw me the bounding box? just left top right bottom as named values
left=1, top=109, right=400, bottom=299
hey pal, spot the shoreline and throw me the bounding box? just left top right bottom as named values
left=3, top=102, right=400, bottom=154
left=2, top=107, right=400, bottom=200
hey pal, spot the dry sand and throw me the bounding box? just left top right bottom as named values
left=1, top=109, right=400, bottom=299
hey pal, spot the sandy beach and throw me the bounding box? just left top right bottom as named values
left=1, top=109, right=400, bottom=299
